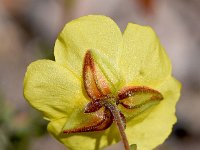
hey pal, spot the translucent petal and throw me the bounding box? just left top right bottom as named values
left=120, top=23, right=171, bottom=87
left=23, top=60, right=88, bottom=120
left=54, top=15, right=123, bottom=89
left=125, top=77, right=181, bottom=150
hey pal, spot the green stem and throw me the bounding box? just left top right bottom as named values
left=104, top=101, right=130, bottom=150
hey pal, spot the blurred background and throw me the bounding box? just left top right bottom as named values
left=0, top=0, right=200, bottom=149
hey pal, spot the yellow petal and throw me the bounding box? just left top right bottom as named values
left=48, top=118, right=120, bottom=150
left=125, top=77, right=181, bottom=150
left=120, top=23, right=171, bottom=87
left=54, top=15, right=123, bottom=89
left=24, top=60, right=88, bottom=120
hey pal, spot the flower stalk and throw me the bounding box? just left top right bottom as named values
left=104, top=101, right=130, bottom=150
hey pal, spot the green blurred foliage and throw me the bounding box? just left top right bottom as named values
left=130, top=144, right=137, bottom=150
left=0, top=92, right=47, bottom=150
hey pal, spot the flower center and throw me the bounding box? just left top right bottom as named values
left=64, top=50, right=163, bottom=150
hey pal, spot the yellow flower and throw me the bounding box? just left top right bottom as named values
left=23, top=15, right=181, bottom=150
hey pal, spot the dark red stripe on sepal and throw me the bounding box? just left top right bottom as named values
left=118, top=86, right=163, bottom=109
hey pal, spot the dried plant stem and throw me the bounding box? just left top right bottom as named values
left=104, top=102, right=130, bottom=150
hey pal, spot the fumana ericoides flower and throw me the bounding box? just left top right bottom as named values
left=23, top=15, right=181, bottom=150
